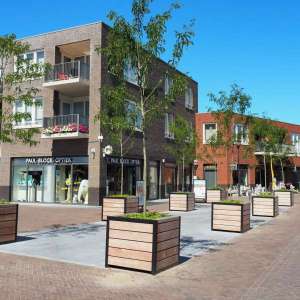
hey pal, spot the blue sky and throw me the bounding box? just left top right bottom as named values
left=1, top=0, right=299, bottom=124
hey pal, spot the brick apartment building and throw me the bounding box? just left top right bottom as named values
left=195, top=112, right=300, bottom=189
left=0, top=22, right=197, bottom=205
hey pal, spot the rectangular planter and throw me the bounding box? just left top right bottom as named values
left=207, top=189, right=226, bottom=203
left=169, top=192, right=195, bottom=211
left=274, top=191, right=294, bottom=207
left=102, top=196, right=139, bottom=221
left=0, top=204, right=18, bottom=244
left=106, top=215, right=180, bottom=274
left=211, top=202, right=250, bottom=233
left=252, top=196, right=279, bottom=217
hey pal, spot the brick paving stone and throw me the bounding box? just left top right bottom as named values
left=0, top=194, right=299, bottom=300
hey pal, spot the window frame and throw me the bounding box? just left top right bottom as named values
left=164, top=112, right=175, bottom=140
left=185, top=86, right=194, bottom=110
left=125, top=99, right=143, bottom=132
left=203, top=123, right=217, bottom=144
left=233, top=123, right=249, bottom=145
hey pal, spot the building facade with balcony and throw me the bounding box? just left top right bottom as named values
left=195, top=112, right=300, bottom=190
left=0, top=22, right=198, bottom=205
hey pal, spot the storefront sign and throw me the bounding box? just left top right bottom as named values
left=136, top=181, right=145, bottom=206
left=193, top=179, right=206, bottom=200
left=25, top=157, right=73, bottom=165
left=106, top=157, right=141, bottom=166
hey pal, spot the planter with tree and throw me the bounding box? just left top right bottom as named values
left=252, top=192, right=279, bottom=217
left=0, top=200, right=18, bottom=243
left=206, top=187, right=227, bottom=203
left=211, top=200, right=250, bottom=233
left=97, top=0, right=194, bottom=273
left=274, top=189, right=294, bottom=207
left=106, top=212, right=180, bottom=274
left=167, top=116, right=196, bottom=211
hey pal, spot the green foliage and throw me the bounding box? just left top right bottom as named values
left=220, top=199, right=241, bottom=204
left=125, top=211, right=169, bottom=220
left=207, top=186, right=224, bottom=191
left=258, top=192, right=273, bottom=197
left=207, top=84, right=253, bottom=150
left=96, top=0, right=195, bottom=209
left=0, top=199, right=10, bottom=205
left=109, top=194, right=131, bottom=198
left=0, top=34, right=47, bottom=145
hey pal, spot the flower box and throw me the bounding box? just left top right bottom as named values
left=274, top=191, right=294, bottom=207
left=105, top=215, right=180, bottom=274
left=252, top=196, right=279, bottom=217
left=207, top=189, right=227, bottom=203
left=211, top=202, right=250, bottom=233
left=0, top=204, right=18, bottom=244
left=102, top=196, right=139, bottom=221
left=169, top=192, right=195, bottom=211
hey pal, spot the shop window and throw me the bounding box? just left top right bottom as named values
left=203, top=123, right=217, bottom=144
left=232, top=165, right=249, bottom=186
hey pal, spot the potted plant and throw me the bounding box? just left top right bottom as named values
left=274, top=188, right=294, bottom=207
left=105, top=212, right=180, bottom=274
left=169, top=192, right=195, bottom=211
left=252, top=192, right=279, bottom=217
left=211, top=200, right=250, bottom=233
left=206, top=186, right=227, bottom=203
left=0, top=200, right=18, bottom=243
left=102, top=195, right=139, bottom=221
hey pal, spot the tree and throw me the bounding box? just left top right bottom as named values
left=207, top=84, right=253, bottom=193
left=252, top=118, right=290, bottom=190
left=166, top=116, right=196, bottom=192
left=0, top=34, right=46, bottom=145
left=97, top=0, right=195, bottom=212
left=95, top=84, right=136, bottom=195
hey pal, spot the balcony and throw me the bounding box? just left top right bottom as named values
left=43, top=61, right=90, bottom=96
left=254, top=142, right=297, bottom=156
left=41, top=114, right=89, bottom=139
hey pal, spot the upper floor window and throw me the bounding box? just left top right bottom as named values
left=17, top=50, right=44, bottom=65
left=126, top=100, right=142, bottom=131
left=185, top=87, right=193, bottom=109
left=164, top=75, right=173, bottom=96
left=291, top=133, right=300, bottom=154
left=233, top=124, right=249, bottom=145
left=203, top=123, right=217, bottom=144
left=165, top=113, right=175, bottom=139
left=13, top=97, right=43, bottom=128
left=124, top=60, right=138, bottom=85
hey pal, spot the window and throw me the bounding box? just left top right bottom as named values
left=291, top=133, right=300, bottom=155
left=185, top=87, right=193, bottom=109
left=203, top=123, right=217, bottom=144
left=124, top=60, right=138, bottom=85
left=14, top=97, right=43, bottom=128
left=234, top=124, right=249, bottom=145
left=15, top=50, right=45, bottom=73
left=126, top=100, right=142, bottom=131
left=165, top=75, right=173, bottom=96
left=165, top=113, right=174, bottom=139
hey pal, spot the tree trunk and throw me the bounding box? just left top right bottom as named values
left=142, top=131, right=147, bottom=213
left=182, top=156, right=185, bottom=192
left=176, top=166, right=179, bottom=192
left=120, top=136, right=124, bottom=195
left=270, top=154, right=275, bottom=191
left=279, top=158, right=285, bottom=184
left=263, top=154, right=267, bottom=190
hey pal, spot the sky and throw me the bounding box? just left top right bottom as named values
left=0, top=0, right=299, bottom=124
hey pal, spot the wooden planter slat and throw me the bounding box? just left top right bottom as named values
left=252, top=196, right=278, bottom=217
left=207, top=190, right=226, bottom=203
left=169, top=193, right=195, bottom=211
left=102, top=196, right=139, bottom=221
left=0, top=204, right=18, bottom=244
left=274, top=191, right=294, bottom=207
left=106, top=216, right=180, bottom=274
left=211, top=202, right=250, bottom=233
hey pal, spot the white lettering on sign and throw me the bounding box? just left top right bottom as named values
left=25, top=157, right=73, bottom=165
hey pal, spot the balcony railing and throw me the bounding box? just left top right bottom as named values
left=41, top=114, right=89, bottom=139
left=44, top=61, right=89, bottom=83
left=254, top=142, right=297, bottom=156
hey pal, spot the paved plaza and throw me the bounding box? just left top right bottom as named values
left=0, top=197, right=299, bottom=299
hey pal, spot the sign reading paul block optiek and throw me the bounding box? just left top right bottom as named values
left=25, top=157, right=73, bottom=165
